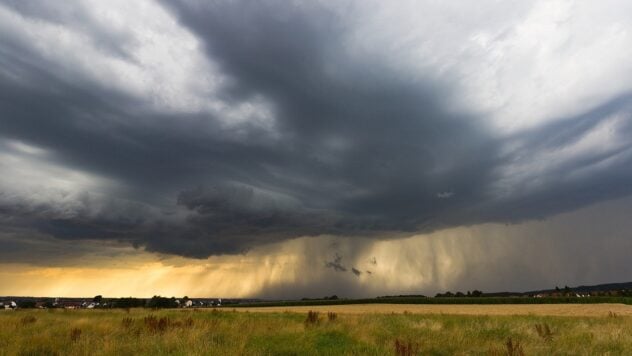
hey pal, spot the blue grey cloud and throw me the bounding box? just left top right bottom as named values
left=0, top=0, right=631, bottom=259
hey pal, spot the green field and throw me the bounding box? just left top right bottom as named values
left=1, top=308, right=631, bottom=355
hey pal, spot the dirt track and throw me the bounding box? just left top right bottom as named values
left=232, top=303, right=632, bottom=317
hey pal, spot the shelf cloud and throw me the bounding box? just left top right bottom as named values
left=1, top=0, right=632, bottom=296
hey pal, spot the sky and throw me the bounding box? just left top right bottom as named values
left=1, top=0, right=632, bottom=298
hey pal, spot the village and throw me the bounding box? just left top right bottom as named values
left=0, top=296, right=246, bottom=310
left=3, top=285, right=631, bottom=310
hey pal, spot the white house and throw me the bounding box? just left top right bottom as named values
left=2, top=301, right=17, bottom=309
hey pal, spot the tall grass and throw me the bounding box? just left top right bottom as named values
left=305, top=310, right=319, bottom=325
left=1, top=308, right=631, bottom=355
left=534, top=323, right=554, bottom=341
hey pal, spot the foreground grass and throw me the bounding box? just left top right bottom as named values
left=1, top=308, right=631, bottom=355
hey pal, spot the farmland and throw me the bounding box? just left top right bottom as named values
left=234, top=302, right=632, bottom=317
left=1, top=305, right=632, bottom=355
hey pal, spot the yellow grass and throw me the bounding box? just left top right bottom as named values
left=1, top=306, right=631, bottom=355
left=234, top=303, right=632, bottom=317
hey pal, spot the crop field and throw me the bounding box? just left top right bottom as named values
left=1, top=305, right=631, bottom=355
left=235, top=303, right=632, bottom=317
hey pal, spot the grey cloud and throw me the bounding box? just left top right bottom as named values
left=478, top=95, right=632, bottom=224
left=325, top=254, right=347, bottom=272
left=0, top=0, right=632, bottom=260
left=1, top=0, right=135, bottom=60
left=436, top=192, right=454, bottom=199
left=0, top=228, right=138, bottom=267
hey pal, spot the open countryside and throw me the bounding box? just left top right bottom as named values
left=2, top=305, right=632, bottom=355
left=3, top=0, right=632, bottom=354
left=233, top=303, right=632, bottom=317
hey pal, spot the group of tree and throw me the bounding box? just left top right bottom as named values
left=111, top=297, right=146, bottom=308
left=146, top=295, right=180, bottom=308
left=435, top=290, right=484, bottom=298
left=109, top=296, right=182, bottom=308
left=301, top=295, right=339, bottom=301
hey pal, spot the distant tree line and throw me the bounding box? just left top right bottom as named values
left=435, top=290, right=483, bottom=298
left=146, top=296, right=179, bottom=308
left=112, top=295, right=187, bottom=308
left=301, top=295, right=339, bottom=301
left=112, top=297, right=146, bottom=308
left=433, top=287, right=632, bottom=298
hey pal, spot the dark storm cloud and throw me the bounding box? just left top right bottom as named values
left=477, top=94, right=632, bottom=224
left=158, top=0, right=499, bottom=227
left=1, top=0, right=632, bottom=259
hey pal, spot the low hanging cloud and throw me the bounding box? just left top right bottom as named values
left=0, top=0, right=632, bottom=260
left=325, top=254, right=348, bottom=273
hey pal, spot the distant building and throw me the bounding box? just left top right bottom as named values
left=60, top=302, right=82, bottom=309
left=2, top=301, right=17, bottom=309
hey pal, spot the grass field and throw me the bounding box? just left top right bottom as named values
left=235, top=303, right=632, bottom=317
left=1, top=305, right=631, bottom=355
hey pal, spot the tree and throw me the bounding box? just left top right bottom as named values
left=93, top=295, right=103, bottom=304
left=113, top=297, right=144, bottom=308
left=17, top=300, right=36, bottom=308
left=435, top=291, right=454, bottom=298
left=147, top=295, right=178, bottom=309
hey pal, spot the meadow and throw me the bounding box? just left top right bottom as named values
left=1, top=306, right=631, bottom=355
